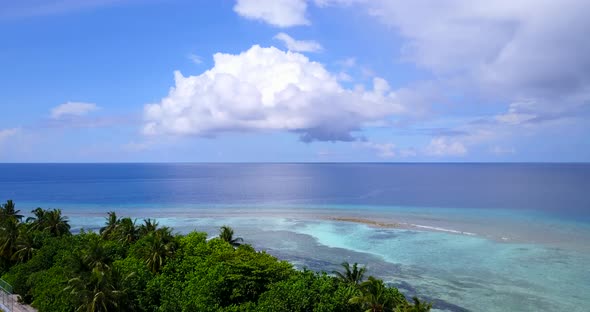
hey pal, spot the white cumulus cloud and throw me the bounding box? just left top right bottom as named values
left=143, top=45, right=405, bottom=142
left=51, top=102, right=99, bottom=119
left=234, top=0, right=309, bottom=27
left=425, top=137, right=467, bottom=156
left=274, top=32, right=322, bottom=52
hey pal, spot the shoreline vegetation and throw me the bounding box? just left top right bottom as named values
left=0, top=200, right=432, bottom=312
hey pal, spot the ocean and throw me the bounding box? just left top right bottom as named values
left=1, top=163, right=589, bottom=311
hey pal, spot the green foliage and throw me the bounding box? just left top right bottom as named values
left=0, top=201, right=433, bottom=312
left=113, top=257, right=153, bottom=311
left=0, top=199, right=23, bottom=221
left=2, top=235, right=76, bottom=303
left=29, top=266, right=77, bottom=312
left=0, top=217, right=20, bottom=261
left=219, top=225, right=244, bottom=247
left=333, top=262, right=367, bottom=287
left=12, top=225, right=44, bottom=263
left=80, top=234, right=116, bottom=273
left=115, top=217, right=139, bottom=244
left=138, top=218, right=159, bottom=237
left=147, top=232, right=294, bottom=311
left=100, top=211, right=119, bottom=239
left=65, top=266, right=136, bottom=312
left=137, top=228, right=176, bottom=273
left=43, top=209, right=71, bottom=237
left=257, top=270, right=355, bottom=312
left=26, top=207, right=46, bottom=229
left=395, top=297, right=433, bottom=312
left=349, top=276, right=407, bottom=312
left=100, top=213, right=141, bottom=244
left=177, top=231, right=208, bottom=257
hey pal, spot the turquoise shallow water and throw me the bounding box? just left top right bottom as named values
left=62, top=204, right=590, bottom=312
left=291, top=220, right=590, bottom=312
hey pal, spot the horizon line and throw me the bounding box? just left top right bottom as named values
left=0, top=161, right=589, bottom=165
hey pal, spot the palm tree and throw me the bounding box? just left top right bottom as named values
left=100, top=211, right=119, bottom=239
left=0, top=217, right=20, bottom=261
left=138, top=218, right=159, bottom=237
left=82, top=239, right=112, bottom=274
left=66, top=268, right=133, bottom=312
left=141, top=228, right=176, bottom=273
left=219, top=225, right=243, bottom=247
left=114, top=218, right=138, bottom=244
left=349, top=276, right=392, bottom=312
left=26, top=207, right=46, bottom=222
left=12, top=227, right=40, bottom=263
left=395, top=297, right=432, bottom=312
left=43, top=209, right=71, bottom=236
left=0, top=199, right=23, bottom=222
left=26, top=207, right=47, bottom=231
left=333, top=262, right=366, bottom=286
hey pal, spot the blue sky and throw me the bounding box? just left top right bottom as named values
left=0, top=0, right=589, bottom=162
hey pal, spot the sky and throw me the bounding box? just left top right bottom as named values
left=0, top=0, right=589, bottom=162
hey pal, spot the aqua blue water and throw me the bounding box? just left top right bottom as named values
left=1, top=163, right=589, bottom=311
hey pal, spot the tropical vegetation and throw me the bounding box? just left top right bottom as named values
left=0, top=200, right=432, bottom=311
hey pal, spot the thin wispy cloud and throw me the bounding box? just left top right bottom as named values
left=233, top=0, right=309, bottom=27
left=425, top=137, right=467, bottom=157
left=490, top=146, right=516, bottom=156
left=0, top=128, right=20, bottom=142
left=274, top=32, right=323, bottom=53
left=51, top=102, right=100, bottom=119
left=187, top=53, right=203, bottom=64
left=363, top=142, right=396, bottom=158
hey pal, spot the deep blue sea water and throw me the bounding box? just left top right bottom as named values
left=1, top=163, right=589, bottom=311
left=1, top=163, right=589, bottom=217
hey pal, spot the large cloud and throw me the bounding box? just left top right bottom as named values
left=313, top=0, right=590, bottom=112
left=359, top=0, right=590, bottom=100
left=236, top=0, right=590, bottom=152
left=340, top=0, right=590, bottom=156
left=143, top=45, right=404, bottom=142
